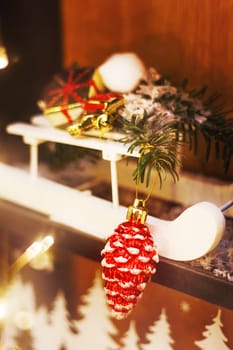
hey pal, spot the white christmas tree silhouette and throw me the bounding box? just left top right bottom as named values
left=1, top=277, right=37, bottom=350
left=33, top=306, right=51, bottom=350
left=44, top=291, right=78, bottom=350
left=1, top=311, right=18, bottom=350
left=195, top=309, right=230, bottom=350
left=122, top=320, right=141, bottom=350
left=74, top=271, right=119, bottom=350
left=142, top=308, right=175, bottom=350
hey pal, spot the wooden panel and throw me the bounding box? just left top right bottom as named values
left=60, top=0, right=233, bottom=178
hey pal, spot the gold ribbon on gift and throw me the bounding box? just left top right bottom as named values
left=67, top=96, right=124, bottom=137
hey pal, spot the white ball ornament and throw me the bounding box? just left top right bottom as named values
left=98, top=52, right=146, bottom=93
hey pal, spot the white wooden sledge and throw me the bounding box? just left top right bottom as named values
left=0, top=118, right=227, bottom=262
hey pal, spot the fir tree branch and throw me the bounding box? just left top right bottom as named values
left=119, top=113, right=181, bottom=187
left=117, top=72, right=233, bottom=186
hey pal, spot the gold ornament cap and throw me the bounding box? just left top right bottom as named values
left=126, top=199, right=148, bottom=224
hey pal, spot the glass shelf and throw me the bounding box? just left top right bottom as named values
left=0, top=199, right=232, bottom=311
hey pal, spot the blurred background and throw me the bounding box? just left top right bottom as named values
left=0, top=2, right=232, bottom=349
left=0, top=0, right=233, bottom=178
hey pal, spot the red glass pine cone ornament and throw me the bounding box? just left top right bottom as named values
left=101, top=199, right=159, bottom=320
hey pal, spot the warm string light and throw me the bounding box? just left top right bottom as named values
left=0, top=299, right=7, bottom=320
left=0, top=18, right=9, bottom=70
left=0, top=45, right=8, bottom=69
left=0, top=234, right=54, bottom=345
left=9, top=235, right=54, bottom=278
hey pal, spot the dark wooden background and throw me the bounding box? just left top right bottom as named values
left=60, top=0, right=233, bottom=178
left=0, top=0, right=232, bottom=178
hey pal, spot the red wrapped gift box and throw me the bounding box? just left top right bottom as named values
left=38, top=67, right=105, bottom=127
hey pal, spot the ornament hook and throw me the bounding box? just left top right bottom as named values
left=126, top=198, right=148, bottom=224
